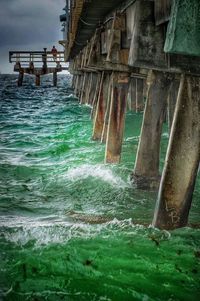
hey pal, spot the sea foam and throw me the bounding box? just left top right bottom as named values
left=64, top=164, right=129, bottom=188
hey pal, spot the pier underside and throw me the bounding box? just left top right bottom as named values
left=64, top=0, right=200, bottom=230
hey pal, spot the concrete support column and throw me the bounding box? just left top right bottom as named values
left=153, top=75, right=200, bottom=230
left=35, top=74, right=40, bottom=86
left=132, top=70, right=174, bottom=189
left=92, top=72, right=105, bottom=140
left=74, top=75, right=80, bottom=96
left=78, top=75, right=82, bottom=98
left=29, top=62, right=34, bottom=74
left=88, top=73, right=98, bottom=106
left=105, top=72, right=129, bottom=163
left=53, top=72, right=57, bottom=87
left=18, top=71, right=24, bottom=87
left=82, top=73, right=90, bottom=104
left=85, top=73, right=93, bottom=105
left=42, top=47, right=47, bottom=73
left=143, top=79, right=148, bottom=102
left=71, top=75, right=76, bottom=89
left=167, top=79, right=180, bottom=132
left=78, top=74, right=84, bottom=99
left=80, top=73, right=87, bottom=104
left=101, top=74, right=113, bottom=143
left=90, top=73, right=102, bottom=119
left=127, top=78, right=136, bottom=111
left=136, top=78, right=144, bottom=112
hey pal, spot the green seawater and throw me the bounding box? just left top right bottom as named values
left=0, top=74, right=199, bottom=301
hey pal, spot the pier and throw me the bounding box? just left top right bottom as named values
left=9, top=49, right=68, bottom=86
left=1, top=1, right=200, bottom=299
left=62, top=0, right=200, bottom=230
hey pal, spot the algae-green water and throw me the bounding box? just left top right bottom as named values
left=0, top=74, right=200, bottom=301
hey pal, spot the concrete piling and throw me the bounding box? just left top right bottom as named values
left=78, top=74, right=84, bottom=99
left=153, top=75, right=200, bottom=230
left=80, top=73, right=87, bottom=104
left=74, top=75, right=79, bottom=96
left=71, top=75, right=76, bottom=89
left=136, top=78, right=144, bottom=112
left=92, top=72, right=105, bottom=140
left=18, top=70, right=24, bottom=87
left=105, top=72, right=129, bottom=163
left=53, top=72, right=57, bottom=87
left=132, top=70, right=174, bottom=189
left=127, top=78, right=136, bottom=111
left=101, top=73, right=113, bottom=143
left=85, top=73, right=93, bottom=105
left=35, top=74, right=41, bottom=86
left=167, top=79, right=180, bottom=132
left=88, top=73, right=98, bottom=106
left=90, top=72, right=102, bottom=119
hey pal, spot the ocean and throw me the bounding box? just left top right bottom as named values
left=0, top=74, right=199, bottom=301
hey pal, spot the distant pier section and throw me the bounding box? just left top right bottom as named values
left=9, top=48, right=68, bottom=86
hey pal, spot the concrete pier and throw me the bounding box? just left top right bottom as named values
left=35, top=74, right=41, bottom=86
left=62, top=0, right=200, bottom=229
left=78, top=74, right=84, bottom=99
left=80, top=73, right=87, bottom=104
left=167, top=80, right=179, bottom=132
left=88, top=73, right=98, bottom=106
left=53, top=72, right=57, bottom=87
left=18, top=70, right=24, bottom=87
left=153, top=75, right=200, bottom=229
left=136, top=78, right=144, bottom=112
left=92, top=72, right=106, bottom=140
left=90, top=73, right=102, bottom=119
left=101, top=74, right=112, bottom=143
left=132, top=70, right=174, bottom=189
left=105, top=73, right=129, bottom=163
left=127, top=78, right=136, bottom=111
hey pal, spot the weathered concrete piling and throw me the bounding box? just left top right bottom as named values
left=167, top=79, right=180, bottom=132
left=17, top=69, right=24, bottom=87
left=153, top=75, right=200, bottom=229
left=53, top=72, right=57, bottom=87
left=105, top=72, right=129, bottom=163
left=62, top=0, right=200, bottom=229
left=92, top=72, right=106, bottom=140
left=35, top=74, right=40, bottom=86
left=132, top=70, right=174, bottom=189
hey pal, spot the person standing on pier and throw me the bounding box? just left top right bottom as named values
left=51, top=45, right=58, bottom=61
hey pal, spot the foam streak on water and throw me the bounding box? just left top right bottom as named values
left=0, top=74, right=200, bottom=301
left=64, top=164, right=129, bottom=188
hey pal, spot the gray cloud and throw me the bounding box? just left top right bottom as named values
left=0, top=0, right=65, bottom=73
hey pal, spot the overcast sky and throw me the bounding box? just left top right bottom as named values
left=0, top=0, right=65, bottom=73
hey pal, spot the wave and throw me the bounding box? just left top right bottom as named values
left=0, top=213, right=173, bottom=248
left=64, top=164, right=129, bottom=188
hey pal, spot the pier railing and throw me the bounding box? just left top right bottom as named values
left=9, top=49, right=68, bottom=86
left=9, top=50, right=65, bottom=65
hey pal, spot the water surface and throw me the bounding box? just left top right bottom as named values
left=0, top=74, right=199, bottom=301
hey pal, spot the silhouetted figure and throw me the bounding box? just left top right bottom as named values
left=51, top=46, right=58, bottom=62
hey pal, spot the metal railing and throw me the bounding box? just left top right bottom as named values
left=9, top=50, right=65, bottom=64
